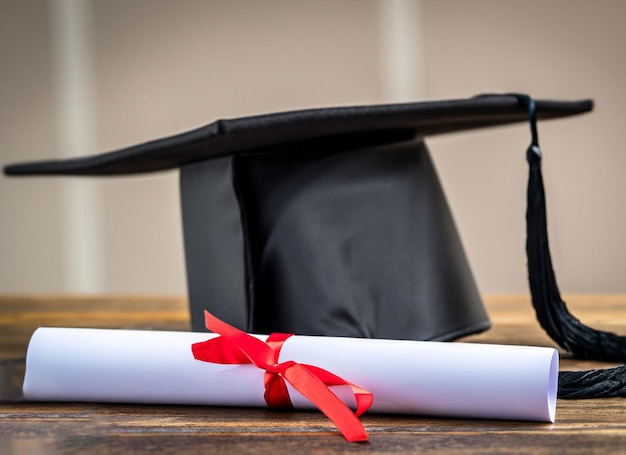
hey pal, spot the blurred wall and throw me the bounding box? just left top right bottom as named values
left=421, top=0, right=626, bottom=293
left=1, top=0, right=625, bottom=296
left=1, top=0, right=66, bottom=292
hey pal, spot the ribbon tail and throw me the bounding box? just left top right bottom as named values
left=348, top=385, right=373, bottom=417
left=283, top=364, right=369, bottom=443
left=302, top=364, right=373, bottom=416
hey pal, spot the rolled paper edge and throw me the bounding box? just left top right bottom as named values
left=548, top=349, right=559, bottom=423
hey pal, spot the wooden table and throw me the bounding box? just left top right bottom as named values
left=1, top=295, right=625, bottom=454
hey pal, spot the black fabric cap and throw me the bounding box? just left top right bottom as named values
left=4, top=94, right=593, bottom=343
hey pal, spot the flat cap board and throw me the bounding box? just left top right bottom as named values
left=4, top=95, right=592, bottom=176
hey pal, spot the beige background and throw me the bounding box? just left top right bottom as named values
left=1, top=0, right=625, bottom=296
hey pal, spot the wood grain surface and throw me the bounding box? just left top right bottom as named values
left=1, top=294, right=625, bottom=454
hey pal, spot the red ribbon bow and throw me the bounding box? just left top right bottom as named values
left=191, top=310, right=373, bottom=442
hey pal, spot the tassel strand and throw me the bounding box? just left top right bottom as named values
left=514, top=94, right=626, bottom=398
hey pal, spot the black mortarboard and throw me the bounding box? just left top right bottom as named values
left=3, top=95, right=592, bottom=340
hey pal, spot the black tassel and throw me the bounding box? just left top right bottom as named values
left=514, top=94, right=626, bottom=398
left=522, top=94, right=626, bottom=361
left=559, top=366, right=626, bottom=398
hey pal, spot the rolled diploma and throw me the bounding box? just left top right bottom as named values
left=22, top=327, right=558, bottom=422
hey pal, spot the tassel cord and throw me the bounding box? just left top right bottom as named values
left=559, top=365, right=626, bottom=398
left=525, top=133, right=626, bottom=363
left=507, top=93, right=626, bottom=398
left=528, top=150, right=626, bottom=397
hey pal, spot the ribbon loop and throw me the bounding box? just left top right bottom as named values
left=191, top=310, right=372, bottom=442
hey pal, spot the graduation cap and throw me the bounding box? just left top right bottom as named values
left=3, top=94, right=588, bottom=338
left=7, top=93, right=626, bottom=399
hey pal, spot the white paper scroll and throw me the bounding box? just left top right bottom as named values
left=22, top=327, right=558, bottom=422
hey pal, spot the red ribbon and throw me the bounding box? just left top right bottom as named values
left=191, top=310, right=373, bottom=442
